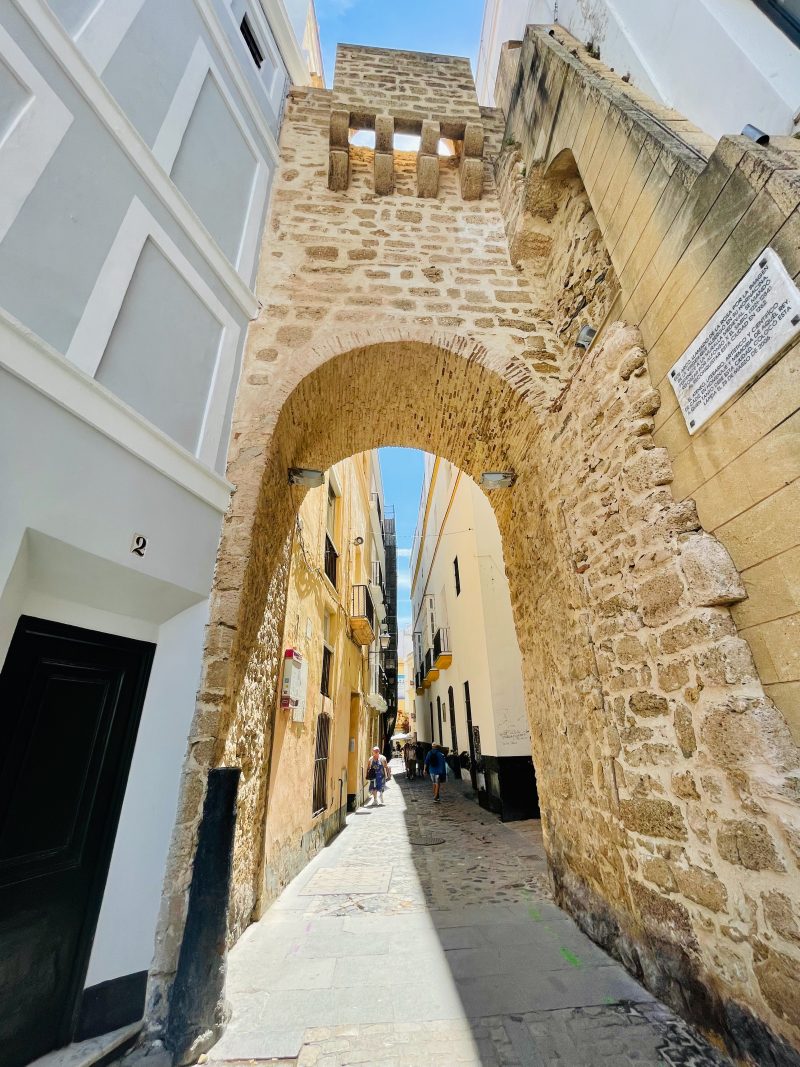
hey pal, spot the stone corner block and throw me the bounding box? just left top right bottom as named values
left=460, top=155, right=484, bottom=200
left=329, top=108, right=350, bottom=149
left=463, top=121, right=484, bottom=158
left=328, top=147, right=350, bottom=191
left=374, top=113, right=394, bottom=153
left=374, top=150, right=394, bottom=195
left=420, top=119, right=440, bottom=157
left=417, top=152, right=439, bottom=198
left=680, top=532, right=746, bottom=607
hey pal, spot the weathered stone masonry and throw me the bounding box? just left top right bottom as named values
left=150, top=33, right=800, bottom=1066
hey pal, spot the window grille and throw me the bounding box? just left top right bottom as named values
left=453, top=556, right=461, bottom=596
left=312, top=713, right=331, bottom=816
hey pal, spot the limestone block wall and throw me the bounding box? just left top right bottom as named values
left=148, top=42, right=800, bottom=1065
left=257, top=456, right=376, bottom=914
left=332, top=43, right=481, bottom=133
left=498, top=26, right=800, bottom=746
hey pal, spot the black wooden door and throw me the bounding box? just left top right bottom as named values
left=447, top=687, right=461, bottom=779
left=463, top=680, right=478, bottom=790
left=0, top=617, right=154, bottom=1067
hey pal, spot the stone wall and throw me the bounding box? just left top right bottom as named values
left=496, top=321, right=800, bottom=1065
left=498, top=25, right=800, bottom=746
left=149, top=40, right=800, bottom=1064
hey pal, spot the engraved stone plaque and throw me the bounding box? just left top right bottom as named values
left=669, top=247, right=800, bottom=434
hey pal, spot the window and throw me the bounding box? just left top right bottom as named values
left=752, top=0, right=800, bottom=45
left=326, top=483, right=337, bottom=542
left=239, top=14, right=264, bottom=67
left=312, top=713, right=331, bottom=815
left=320, top=611, right=333, bottom=697
left=453, top=556, right=461, bottom=596
left=426, top=594, right=436, bottom=646
left=320, top=646, right=333, bottom=697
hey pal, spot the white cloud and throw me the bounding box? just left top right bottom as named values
left=397, top=573, right=411, bottom=590
left=397, top=547, right=412, bottom=558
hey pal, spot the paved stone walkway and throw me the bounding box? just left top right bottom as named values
left=207, top=764, right=732, bottom=1066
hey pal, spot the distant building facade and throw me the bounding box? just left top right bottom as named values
left=260, top=452, right=394, bottom=905
left=0, top=1, right=318, bottom=1058
left=410, top=456, right=538, bottom=820
left=476, top=0, right=800, bottom=138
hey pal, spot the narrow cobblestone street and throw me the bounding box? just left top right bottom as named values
left=207, top=765, right=732, bottom=1066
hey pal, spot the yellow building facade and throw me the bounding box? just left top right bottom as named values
left=258, top=451, right=391, bottom=907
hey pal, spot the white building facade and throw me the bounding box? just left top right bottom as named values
left=0, top=2, right=317, bottom=1060
left=410, top=456, right=538, bottom=821
left=476, top=0, right=800, bottom=139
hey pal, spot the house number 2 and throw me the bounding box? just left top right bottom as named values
left=131, top=533, right=148, bottom=558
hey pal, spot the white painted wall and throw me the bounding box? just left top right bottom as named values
left=476, top=0, right=800, bottom=139
left=0, top=0, right=312, bottom=1017
left=86, top=601, right=208, bottom=985
left=410, top=458, right=529, bottom=764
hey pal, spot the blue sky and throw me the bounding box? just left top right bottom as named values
left=315, top=0, right=485, bottom=88
left=379, top=447, right=424, bottom=643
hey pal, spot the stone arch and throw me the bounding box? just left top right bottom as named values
left=154, top=324, right=800, bottom=1062
left=544, top=146, right=580, bottom=180
left=151, top=43, right=800, bottom=1061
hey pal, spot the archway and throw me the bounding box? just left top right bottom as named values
left=152, top=324, right=798, bottom=1061
left=150, top=39, right=800, bottom=1062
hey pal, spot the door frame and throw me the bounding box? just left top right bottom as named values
left=2, top=615, right=155, bottom=1049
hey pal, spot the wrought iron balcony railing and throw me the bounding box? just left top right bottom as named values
left=433, top=627, right=452, bottom=669
left=351, top=583, right=376, bottom=645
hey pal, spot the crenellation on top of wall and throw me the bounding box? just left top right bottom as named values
left=332, top=43, right=482, bottom=137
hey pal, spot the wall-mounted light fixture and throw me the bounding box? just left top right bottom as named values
left=576, top=324, right=597, bottom=349
left=480, top=471, right=516, bottom=489
left=741, top=124, right=769, bottom=145
left=380, top=631, right=391, bottom=651
left=288, top=467, right=324, bottom=487
left=353, top=536, right=364, bottom=546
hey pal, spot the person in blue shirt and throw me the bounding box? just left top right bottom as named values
left=423, top=743, right=447, bottom=803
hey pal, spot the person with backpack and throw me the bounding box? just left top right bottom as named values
left=365, top=746, right=390, bottom=806
left=423, top=743, right=447, bottom=803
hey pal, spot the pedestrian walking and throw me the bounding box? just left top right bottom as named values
left=366, top=745, right=390, bottom=806
left=403, top=739, right=417, bottom=780
left=423, top=742, right=447, bottom=802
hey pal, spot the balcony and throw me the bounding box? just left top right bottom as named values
left=423, top=646, right=439, bottom=687
left=324, top=533, right=338, bottom=589
left=351, top=584, right=375, bottom=645
left=433, top=627, right=452, bottom=670
left=366, top=655, right=388, bottom=712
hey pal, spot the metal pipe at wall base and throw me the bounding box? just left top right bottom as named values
left=164, top=768, right=241, bottom=1066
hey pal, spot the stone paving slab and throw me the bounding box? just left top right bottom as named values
left=206, top=765, right=732, bottom=1067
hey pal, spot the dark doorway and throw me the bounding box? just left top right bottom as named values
left=436, top=695, right=443, bottom=745
left=447, top=686, right=461, bottom=779
left=464, top=680, right=477, bottom=791
left=0, top=616, right=154, bottom=1067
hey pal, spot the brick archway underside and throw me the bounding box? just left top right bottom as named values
left=157, top=327, right=799, bottom=1063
